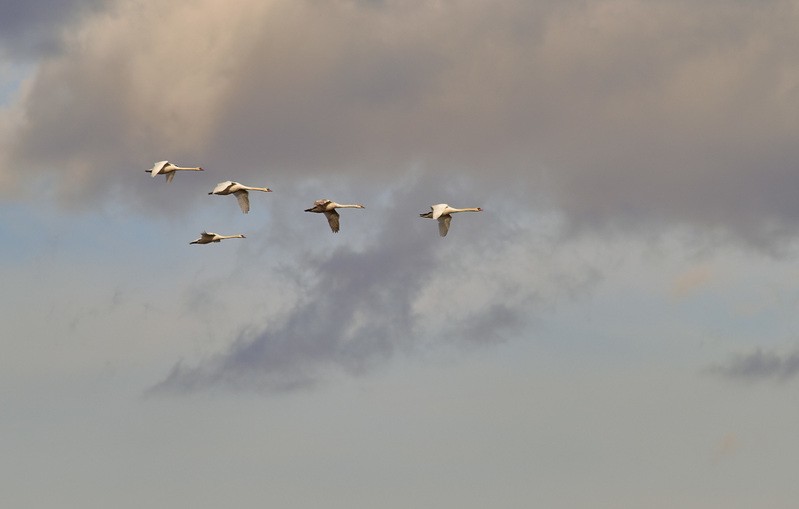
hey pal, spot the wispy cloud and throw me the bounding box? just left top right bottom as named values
left=150, top=217, right=434, bottom=393
left=708, top=347, right=799, bottom=382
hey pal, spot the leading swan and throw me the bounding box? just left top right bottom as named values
left=420, top=203, right=482, bottom=237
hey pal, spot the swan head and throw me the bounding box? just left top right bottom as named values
left=477, top=207, right=483, bottom=211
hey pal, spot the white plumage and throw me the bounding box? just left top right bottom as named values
left=209, top=181, right=272, bottom=214
left=146, top=161, right=203, bottom=183
left=189, top=231, right=246, bottom=244
left=419, top=203, right=482, bottom=237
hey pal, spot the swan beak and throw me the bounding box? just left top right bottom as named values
left=267, top=189, right=273, bottom=192
left=241, top=235, right=246, bottom=238
left=478, top=207, right=483, bottom=211
left=199, top=167, right=205, bottom=171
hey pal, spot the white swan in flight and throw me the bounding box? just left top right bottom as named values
left=304, top=199, right=365, bottom=233
left=209, top=181, right=272, bottom=213
left=145, top=161, right=203, bottom=183
left=189, top=231, right=246, bottom=244
left=420, top=203, right=482, bottom=237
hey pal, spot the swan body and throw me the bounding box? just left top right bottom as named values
left=209, top=181, right=272, bottom=213
left=420, top=203, right=482, bottom=237
left=145, top=160, right=203, bottom=183
left=190, top=231, right=246, bottom=244
left=304, top=199, right=365, bottom=233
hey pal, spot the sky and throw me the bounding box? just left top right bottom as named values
left=3, top=0, right=799, bottom=506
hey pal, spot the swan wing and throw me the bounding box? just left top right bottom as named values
left=151, top=160, right=169, bottom=177
left=165, top=171, right=175, bottom=184
left=431, top=204, right=448, bottom=220
left=212, top=181, right=234, bottom=194
left=438, top=215, right=451, bottom=237
left=324, top=210, right=340, bottom=232
left=306, top=200, right=329, bottom=213
left=234, top=190, right=250, bottom=213
left=191, top=231, right=215, bottom=244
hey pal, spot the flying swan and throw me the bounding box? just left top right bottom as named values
left=189, top=231, right=246, bottom=244
left=304, top=199, right=365, bottom=233
left=209, top=181, right=272, bottom=214
left=145, top=161, right=204, bottom=183
left=420, top=203, right=482, bottom=237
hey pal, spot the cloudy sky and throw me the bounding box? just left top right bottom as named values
left=3, top=0, right=799, bottom=506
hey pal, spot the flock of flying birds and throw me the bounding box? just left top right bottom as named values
left=146, top=160, right=483, bottom=242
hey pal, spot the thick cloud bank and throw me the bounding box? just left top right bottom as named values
left=148, top=181, right=559, bottom=394
left=2, top=0, right=799, bottom=243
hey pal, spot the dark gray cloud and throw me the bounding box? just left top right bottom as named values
left=708, top=347, right=799, bottom=382
left=149, top=188, right=441, bottom=394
